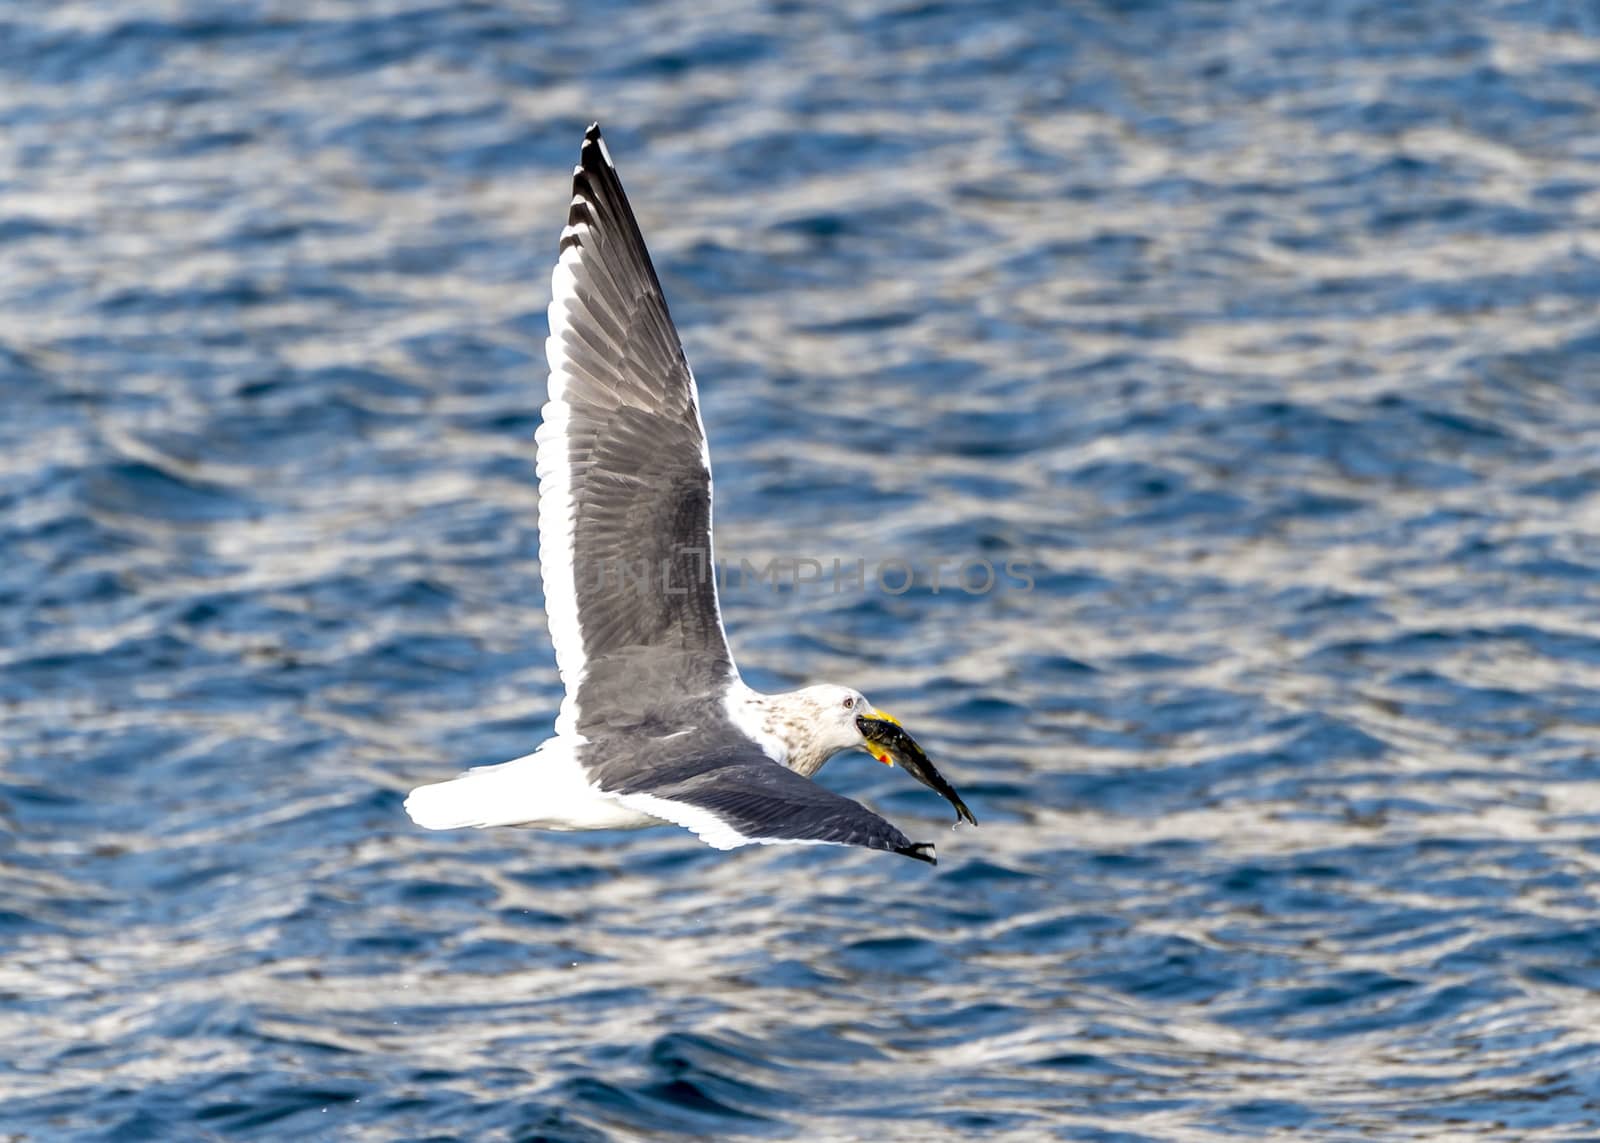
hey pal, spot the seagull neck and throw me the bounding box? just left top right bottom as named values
left=723, top=681, right=788, bottom=765
left=723, top=681, right=823, bottom=773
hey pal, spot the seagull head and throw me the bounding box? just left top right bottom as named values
left=790, top=685, right=880, bottom=760
left=795, top=685, right=978, bottom=827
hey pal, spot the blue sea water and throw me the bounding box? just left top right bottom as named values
left=3, top=1, right=1600, bottom=1139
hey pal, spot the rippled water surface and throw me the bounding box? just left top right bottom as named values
left=5, top=1, right=1600, bottom=1139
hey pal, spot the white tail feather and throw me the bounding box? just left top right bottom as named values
left=405, top=765, right=530, bottom=830
left=404, top=741, right=661, bottom=832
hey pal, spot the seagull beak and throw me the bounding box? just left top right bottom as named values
left=857, top=707, right=901, bottom=765
left=855, top=710, right=978, bottom=827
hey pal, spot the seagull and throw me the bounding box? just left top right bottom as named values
left=405, top=124, right=975, bottom=864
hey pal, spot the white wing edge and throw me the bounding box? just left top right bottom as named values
left=538, top=240, right=588, bottom=739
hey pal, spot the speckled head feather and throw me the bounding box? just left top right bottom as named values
left=734, top=684, right=873, bottom=778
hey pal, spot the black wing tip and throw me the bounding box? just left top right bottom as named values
left=896, top=842, right=937, bottom=865
left=579, top=124, right=616, bottom=175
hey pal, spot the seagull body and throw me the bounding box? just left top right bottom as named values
left=405, top=125, right=974, bottom=864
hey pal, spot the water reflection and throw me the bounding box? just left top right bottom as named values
left=3, top=0, right=1600, bottom=1138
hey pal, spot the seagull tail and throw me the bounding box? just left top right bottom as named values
left=405, top=764, right=530, bottom=830
left=404, top=741, right=657, bottom=832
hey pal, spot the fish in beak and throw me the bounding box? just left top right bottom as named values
left=855, top=711, right=977, bottom=827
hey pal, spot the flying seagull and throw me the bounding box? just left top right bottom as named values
left=405, top=124, right=975, bottom=864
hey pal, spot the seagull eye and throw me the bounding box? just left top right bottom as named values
left=842, top=696, right=856, bottom=710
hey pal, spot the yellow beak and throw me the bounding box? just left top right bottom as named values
left=861, top=707, right=900, bottom=765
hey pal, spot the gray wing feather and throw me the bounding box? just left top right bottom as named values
left=682, top=762, right=933, bottom=861
left=546, top=125, right=733, bottom=729
left=609, top=740, right=937, bottom=864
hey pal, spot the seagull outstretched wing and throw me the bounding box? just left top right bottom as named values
left=538, top=124, right=734, bottom=740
